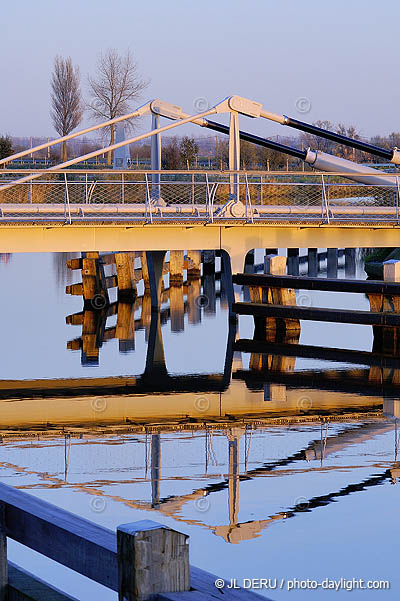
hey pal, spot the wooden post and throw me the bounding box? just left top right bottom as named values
left=187, top=250, right=201, bottom=279
left=169, top=251, right=184, bottom=286
left=257, top=254, right=300, bottom=337
left=117, top=520, right=190, bottom=601
left=372, top=259, right=400, bottom=358
left=116, top=302, right=135, bottom=352
left=115, top=253, right=137, bottom=301
left=0, top=502, right=7, bottom=601
left=81, top=252, right=109, bottom=308
left=81, top=252, right=99, bottom=302
left=308, top=248, right=318, bottom=277
left=187, top=278, right=201, bottom=325
left=345, top=248, right=356, bottom=278
left=140, top=252, right=150, bottom=290
left=327, top=248, right=338, bottom=279
left=169, top=285, right=185, bottom=332
left=287, top=248, right=299, bottom=276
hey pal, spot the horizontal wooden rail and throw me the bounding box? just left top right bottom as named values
left=0, top=482, right=118, bottom=591
left=234, top=338, right=400, bottom=368
left=0, top=483, right=268, bottom=600
left=233, top=273, right=400, bottom=295
left=233, top=302, right=400, bottom=326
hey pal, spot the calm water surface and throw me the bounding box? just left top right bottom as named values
left=0, top=250, right=397, bottom=600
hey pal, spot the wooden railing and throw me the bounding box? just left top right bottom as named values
left=0, top=482, right=268, bottom=601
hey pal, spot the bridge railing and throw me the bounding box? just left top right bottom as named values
left=0, top=169, right=399, bottom=223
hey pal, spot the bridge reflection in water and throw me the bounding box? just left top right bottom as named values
left=1, top=251, right=400, bottom=548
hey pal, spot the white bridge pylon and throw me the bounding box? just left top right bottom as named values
left=2, top=95, right=400, bottom=217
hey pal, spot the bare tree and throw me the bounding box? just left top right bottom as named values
left=87, top=49, right=149, bottom=164
left=50, top=56, right=83, bottom=162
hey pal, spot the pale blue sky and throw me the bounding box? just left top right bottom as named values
left=1, top=0, right=399, bottom=140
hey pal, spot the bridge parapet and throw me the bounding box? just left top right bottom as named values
left=0, top=169, right=399, bottom=225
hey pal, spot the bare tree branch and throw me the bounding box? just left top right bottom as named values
left=87, top=49, right=149, bottom=164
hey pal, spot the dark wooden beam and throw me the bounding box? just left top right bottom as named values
left=233, top=273, right=400, bottom=295
left=233, top=302, right=400, bottom=326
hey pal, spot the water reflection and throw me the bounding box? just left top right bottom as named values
left=1, top=249, right=400, bottom=599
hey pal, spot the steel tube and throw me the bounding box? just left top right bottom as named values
left=0, top=102, right=152, bottom=167
left=284, top=116, right=394, bottom=161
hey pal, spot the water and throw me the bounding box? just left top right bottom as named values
left=0, top=249, right=398, bottom=600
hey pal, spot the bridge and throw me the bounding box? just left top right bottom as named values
left=1, top=95, right=400, bottom=275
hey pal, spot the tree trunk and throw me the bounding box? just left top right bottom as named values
left=62, top=141, right=67, bottom=162
left=107, top=125, right=115, bottom=166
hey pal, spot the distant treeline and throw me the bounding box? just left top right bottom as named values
left=2, top=121, right=400, bottom=170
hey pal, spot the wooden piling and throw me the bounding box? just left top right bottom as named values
left=327, top=248, right=338, bottom=278
left=116, top=302, right=135, bottom=352
left=187, top=278, right=201, bottom=324
left=81, top=253, right=99, bottom=302
left=287, top=248, right=299, bottom=276
left=169, top=285, right=185, bottom=332
left=81, top=310, right=101, bottom=365
left=0, top=503, right=7, bottom=601
left=261, top=254, right=300, bottom=336
left=308, top=248, right=318, bottom=277
left=371, top=258, right=400, bottom=356
left=117, top=521, right=190, bottom=601
left=81, top=252, right=109, bottom=308
left=140, top=252, right=150, bottom=289
left=115, top=253, right=137, bottom=301
left=169, top=251, right=184, bottom=286
left=186, top=250, right=201, bottom=279
left=345, top=248, right=356, bottom=278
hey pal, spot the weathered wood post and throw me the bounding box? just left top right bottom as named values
left=169, top=285, right=185, bottom=332
left=327, top=248, right=338, bottom=278
left=0, top=502, right=7, bottom=601
left=256, top=254, right=300, bottom=338
left=117, top=520, right=190, bottom=601
left=115, top=253, right=137, bottom=301
left=372, top=259, right=400, bottom=359
left=116, top=302, right=136, bottom=352
left=345, top=248, right=356, bottom=278
left=186, top=250, right=201, bottom=279
left=140, top=252, right=150, bottom=290
left=187, top=278, right=201, bottom=325
left=169, top=251, right=184, bottom=286
left=308, top=248, right=318, bottom=277
left=287, top=248, right=299, bottom=276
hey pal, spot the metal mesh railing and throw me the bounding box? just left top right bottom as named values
left=0, top=169, right=399, bottom=224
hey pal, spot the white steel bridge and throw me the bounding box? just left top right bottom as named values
left=1, top=94, right=400, bottom=267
